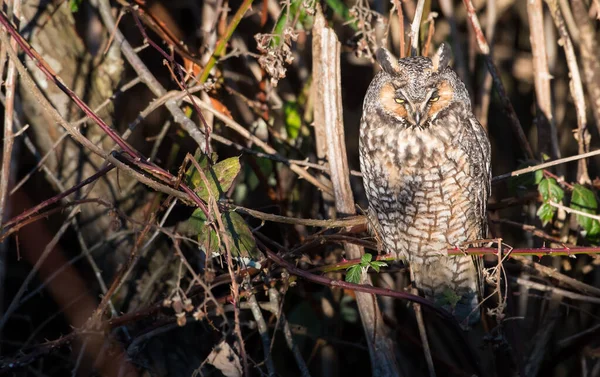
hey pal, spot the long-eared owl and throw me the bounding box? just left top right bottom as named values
left=359, top=44, right=491, bottom=326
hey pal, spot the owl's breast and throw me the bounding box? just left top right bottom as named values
left=360, top=124, right=484, bottom=262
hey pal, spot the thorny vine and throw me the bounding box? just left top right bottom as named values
left=2, top=0, right=600, bottom=376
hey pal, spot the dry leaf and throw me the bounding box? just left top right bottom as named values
left=206, top=341, right=242, bottom=377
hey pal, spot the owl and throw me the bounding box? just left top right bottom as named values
left=359, top=44, right=491, bottom=326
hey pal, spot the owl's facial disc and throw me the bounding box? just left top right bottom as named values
left=379, top=81, right=447, bottom=128
left=426, top=80, right=454, bottom=120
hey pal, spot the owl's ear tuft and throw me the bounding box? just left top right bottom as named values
left=431, top=43, right=451, bottom=72
left=376, top=48, right=400, bottom=74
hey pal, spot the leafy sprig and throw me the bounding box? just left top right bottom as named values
left=345, top=253, right=388, bottom=283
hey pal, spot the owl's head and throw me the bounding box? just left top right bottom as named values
left=365, top=43, right=469, bottom=130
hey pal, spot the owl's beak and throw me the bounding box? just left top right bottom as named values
left=414, top=111, right=422, bottom=126
left=410, top=110, right=424, bottom=127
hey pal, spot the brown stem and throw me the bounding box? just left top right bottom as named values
left=462, top=0, right=535, bottom=160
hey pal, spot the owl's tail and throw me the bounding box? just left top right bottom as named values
left=411, top=255, right=481, bottom=327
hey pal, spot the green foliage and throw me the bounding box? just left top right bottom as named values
left=345, top=265, right=362, bottom=285
left=536, top=178, right=564, bottom=226
left=508, top=161, right=544, bottom=195
left=69, top=0, right=82, bottom=12
left=186, top=154, right=241, bottom=202
left=221, top=211, right=259, bottom=259
left=538, top=177, right=564, bottom=202
left=571, top=184, right=600, bottom=237
left=186, top=154, right=259, bottom=260
left=535, top=179, right=600, bottom=239
left=189, top=208, right=219, bottom=254
left=189, top=208, right=260, bottom=260
left=345, top=253, right=388, bottom=283
left=437, top=288, right=461, bottom=309
left=536, top=203, right=556, bottom=226
left=324, top=0, right=354, bottom=25
left=284, top=101, right=302, bottom=140
left=271, top=0, right=309, bottom=46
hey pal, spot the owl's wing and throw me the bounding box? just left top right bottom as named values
left=465, top=116, right=492, bottom=235
left=463, top=116, right=492, bottom=298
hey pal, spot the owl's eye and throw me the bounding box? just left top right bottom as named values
left=429, top=96, right=440, bottom=102
left=394, top=98, right=406, bottom=104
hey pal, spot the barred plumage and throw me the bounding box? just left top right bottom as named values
left=359, top=44, right=491, bottom=326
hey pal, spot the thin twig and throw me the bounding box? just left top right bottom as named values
left=514, top=277, right=600, bottom=304
left=0, top=0, right=20, bottom=224
left=89, top=213, right=155, bottom=326
left=0, top=13, right=138, bottom=158
left=10, top=76, right=142, bottom=195
left=142, top=85, right=333, bottom=194
left=571, top=0, right=600, bottom=132
left=476, top=0, right=496, bottom=130
left=409, top=0, right=425, bottom=55
left=462, top=0, right=535, bottom=160
left=231, top=204, right=367, bottom=227
left=268, top=287, right=311, bottom=377
left=0, top=211, right=77, bottom=331
left=545, top=0, right=590, bottom=184
left=527, top=0, right=560, bottom=159
left=246, top=279, right=276, bottom=376
left=2, top=165, right=114, bottom=229
left=313, top=10, right=401, bottom=376
left=93, top=0, right=208, bottom=150
left=438, top=0, right=472, bottom=94
left=513, top=255, right=600, bottom=297
left=207, top=184, right=250, bottom=375
left=492, top=218, right=567, bottom=244
left=212, top=132, right=363, bottom=177
left=410, top=269, right=436, bottom=377
left=0, top=21, right=203, bottom=210
left=548, top=201, right=600, bottom=222
left=492, top=149, right=600, bottom=182
left=392, top=0, right=405, bottom=57
left=264, top=245, right=452, bottom=318
left=199, top=0, right=255, bottom=83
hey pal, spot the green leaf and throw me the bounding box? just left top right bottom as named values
left=538, top=178, right=564, bottom=202
left=284, top=102, right=302, bottom=140
left=589, top=221, right=600, bottom=237
left=213, top=158, right=241, bottom=192
left=536, top=202, right=556, bottom=226
left=534, top=170, right=544, bottom=184
left=187, top=156, right=241, bottom=202
left=571, top=184, right=600, bottom=237
left=69, top=0, right=82, bottom=12
left=324, top=0, right=354, bottom=26
left=437, top=288, right=462, bottom=309
left=189, top=208, right=220, bottom=254
left=369, top=260, right=388, bottom=273
left=508, top=161, right=544, bottom=194
left=188, top=209, right=259, bottom=260
left=221, top=211, right=260, bottom=259
left=345, top=265, right=362, bottom=284
left=271, top=0, right=303, bottom=46
left=571, top=184, right=598, bottom=211
left=360, top=253, right=373, bottom=265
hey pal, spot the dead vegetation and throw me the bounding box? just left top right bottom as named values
left=1, top=0, right=600, bottom=376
